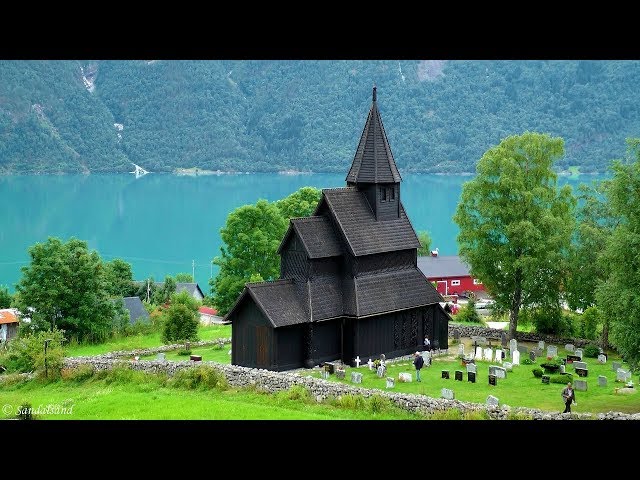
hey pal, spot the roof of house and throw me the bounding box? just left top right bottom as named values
left=321, top=187, right=420, bottom=256
left=243, top=279, right=309, bottom=328
left=417, top=255, right=471, bottom=278
left=149, top=282, right=205, bottom=298
left=119, top=297, right=150, bottom=324
left=277, top=216, right=342, bottom=258
left=309, top=275, right=343, bottom=321
left=346, top=86, right=402, bottom=184
left=0, top=309, right=19, bottom=325
left=199, top=306, right=218, bottom=316
left=355, top=269, right=442, bottom=316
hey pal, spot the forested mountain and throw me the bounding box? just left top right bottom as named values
left=1, top=60, right=639, bottom=174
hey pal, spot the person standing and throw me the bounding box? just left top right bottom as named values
left=561, top=382, right=576, bottom=413
left=414, top=351, right=424, bottom=382
left=424, top=336, right=431, bottom=351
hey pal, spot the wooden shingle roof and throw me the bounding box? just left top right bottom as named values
left=277, top=216, right=342, bottom=258
left=355, top=269, right=443, bottom=317
left=245, top=279, right=309, bottom=328
left=346, top=86, right=401, bottom=185
left=322, top=187, right=421, bottom=256
left=309, top=275, right=343, bottom=321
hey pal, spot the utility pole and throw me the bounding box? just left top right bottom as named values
left=192, top=259, right=195, bottom=280
left=146, top=279, right=150, bottom=303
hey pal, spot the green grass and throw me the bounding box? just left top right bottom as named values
left=140, top=345, right=231, bottom=363
left=65, top=325, right=231, bottom=357
left=0, top=371, right=417, bottom=420
left=307, top=341, right=640, bottom=414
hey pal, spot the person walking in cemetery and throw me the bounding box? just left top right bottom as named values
left=414, top=351, right=424, bottom=382
left=561, top=382, right=576, bottom=413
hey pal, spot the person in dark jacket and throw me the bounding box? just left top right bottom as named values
left=561, top=382, right=576, bottom=413
left=414, top=351, right=425, bottom=382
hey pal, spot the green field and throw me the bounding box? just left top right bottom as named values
left=141, top=345, right=231, bottom=363
left=65, top=325, right=231, bottom=357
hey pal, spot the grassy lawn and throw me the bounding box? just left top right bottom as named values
left=304, top=340, right=640, bottom=414
left=140, top=345, right=231, bottom=364
left=65, top=325, right=231, bottom=357
left=0, top=374, right=417, bottom=420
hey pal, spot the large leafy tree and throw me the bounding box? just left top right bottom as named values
left=596, top=140, right=640, bottom=369
left=161, top=290, right=200, bottom=343
left=274, top=186, right=321, bottom=219
left=175, top=272, right=194, bottom=283
left=416, top=231, right=432, bottom=256
left=211, top=199, right=288, bottom=315
left=103, top=258, right=135, bottom=297
left=0, top=285, right=12, bottom=308
left=152, top=275, right=177, bottom=305
left=453, top=132, right=575, bottom=340
left=15, top=237, right=117, bottom=341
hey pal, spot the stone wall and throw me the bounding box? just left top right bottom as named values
left=62, top=357, right=640, bottom=420
left=448, top=324, right=593, bottom=347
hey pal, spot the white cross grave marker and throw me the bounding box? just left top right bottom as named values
left=367, top=358, right=374, bottom=370
left=355, top=356, right=361, bottom=368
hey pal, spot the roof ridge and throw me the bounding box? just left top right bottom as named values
left=246, top=278, right=294, bottom=288
left=322, top=186, right=356, bottom=193
left=290, top=215, right=327, bottom=223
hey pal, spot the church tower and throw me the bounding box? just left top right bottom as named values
left=345, top=86, right=402, bottom=221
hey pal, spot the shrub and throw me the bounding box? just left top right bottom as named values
left=521, top=357, right=534, bottom=365
left=1, top=329, right=65, bottom=377
left=550, top=373, right=573, bottom=384
left=162, top=303, right=199, bottom=344
left=286, top=384, right=310, bottom=402
left=334, top=394, right=366, bottom=410
left=61, top=364, right=95, bottom=383
left=169, top=365, right=228, bottom=390
left=456, top=299, right=482, bottom=323
left=581, top=306, right=600, bottom=340
left=583, top=343, right=600, bottom=358
left=177, top=349, right=192, bottom=356
left=368, top=394, right=392, bottom=414
left=507, top=410, right=534, bottom=420
left=532, top=367, right=544, bottom=378
left=530, top=306, right=564, bottom=335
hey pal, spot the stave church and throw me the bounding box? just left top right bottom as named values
left=225, top=87, right=449, bottom=371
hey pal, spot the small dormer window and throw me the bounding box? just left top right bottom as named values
left=381, top=188, right=387, bottom=202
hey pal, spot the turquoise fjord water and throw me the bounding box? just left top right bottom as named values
left=0, top=173, right=603, bottom=294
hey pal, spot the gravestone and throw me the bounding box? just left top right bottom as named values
left=495, top=349, right=503, bottom=364
left=156, top=353, right=166, bottom=362
left=566, top=355, right=581, bottom=363
left=598, top=375, right=607, bottom=387
left=467, top=371, right=477, bottom=383
left=441, top=388, right=455, bottom=400
left=324, top=362, right=335, bottom=374
left=489, top=365, right=499, bottom=376
left=354, top=356, right=361, bottom=368
left=486, top=395, right=499, bottom=407
left=367, top=358, right=374, bottom=370
left=565, top=344, right=575, bottom=353
left=598, top=354, right=607, bottom=364
left=488, top=374, right=497, bottom=386
left=612, top=361, right=621, bottom=372
left=574, top=361, right=587, bottom=370
left=466, top=363, right=477, bottom=374
left=542, top=375, right=550, bottom=384
left=576, top=368, right=588, bottom=377
left=512, top=350, right=520, bottom=365
left=517, top=345, right=528, bottom=355
left=321, top=370, right=330, bottom=379
left=455, top=370, right=463, bottom=381
left=559, top=364, right=566, bottom=374
left=574, top=349, right=583, bottom=360
left=442, top=370, right=450, bottom=379
left=398, top=372, right=412, bottom=382
left=336, top=369, right=345, bottom=380
left=529, top=351, right=536, bottom=362
left=494, top=367, right=507, bottom=379
left=504, top=362, right=513, bottom=372
left=422, top=351, right=431, bottom=365
left=501, top=332, right=508, bottom=348
left=478, top=337, right=488, bottom=346
left=386, top=377, right=395, bottom=389
left=617, top=369, right=631, bottom=382
left=509, top=339, right=518, bottom=353
left=574, top=379, right=588, bottom=391
left=475, top=346, right=483, bottom=359
left=190, top=355, right=202, bottom=362
left=547, top=345, right=558, bottom=357
left=458, top=344, right=465, bottom=356
left=538, top=340, right=545, bottom=350
left=351, top=372, right=363, bottom=384
left=535, top=347, right=544, bottom=357
left=484, top=348, right=493, bottom=362
left=453, top=329, right=461, bottom=341
left=377, top=365, right=386, bottom=378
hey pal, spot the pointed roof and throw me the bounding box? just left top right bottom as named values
left=346, top=86, right=402, bottom=184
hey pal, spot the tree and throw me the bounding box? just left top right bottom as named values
left=211, top=199, right=288, bottom=315
left=175, top=272, right=194, bottom=282
left=103, top=258, right=135, bottom=297
left=416, top=231, right=432, bottom=256
left=274, top=186, right=321, bottom=219
left=596, top=140, right=640, bottom=369
left=0, top=285, right=12, bottom=308
left=15, top=237, right=117, bottom=342
left=162, top=303, right=199, bottom=344
left=2, top=328, right=65, bottom=377
left=152, top=275, right=177, bottom=305
left=453, top=132, right=576, bottom=340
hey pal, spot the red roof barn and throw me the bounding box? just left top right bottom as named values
left=417, top=254, right=485, bottom=296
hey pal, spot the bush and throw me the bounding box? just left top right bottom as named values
left=521, top=357, right=534, bottom=365
left=162, top=303, right=199, bottom=344
left=581, top=307, right=601, bottom=340
left=530, top=306, right=564, bottom=335
left=1, top=329, right=65, bottom=377
left=368, top=394, right=393, bottom=414
left=61, top=364, right=95, bottom=383
left=550, top=373, right=573, bottom=384
left=532, top=367, right=544, bottom=378
left=456, top=299, right=482, bottom=323
left=286, top=384, right=311, bottom=401
left=334, top=394, right=366, bottom=410
left=583, top=343, right=600, bottom=358
left=177, top=349, right=192, bottom=356
left=169, top=365, right=228, bottom=390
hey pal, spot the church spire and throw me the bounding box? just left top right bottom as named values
left=346, top=86, right=401, bottom=185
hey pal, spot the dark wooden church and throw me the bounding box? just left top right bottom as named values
left=226, top=87, right=449, bottom=371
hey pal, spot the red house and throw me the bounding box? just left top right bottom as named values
left=417, top=254, right=485, bottom=296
